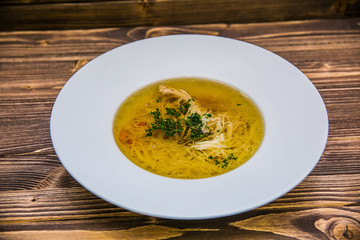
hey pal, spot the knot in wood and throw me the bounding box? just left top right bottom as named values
left=315, top=217, right=360, bottom=240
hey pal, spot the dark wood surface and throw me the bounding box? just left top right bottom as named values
left=1, top=18, right=360, bottom=239
left=1, top=0, right=360, bottom=31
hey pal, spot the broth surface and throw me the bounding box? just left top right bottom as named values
left=113, top=78, right=264, bottom=179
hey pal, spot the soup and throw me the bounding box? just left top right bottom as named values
left=113, top=78, right=264, bottom=179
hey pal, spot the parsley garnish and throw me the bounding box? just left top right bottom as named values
left=208, top=153, right=238, bottom=168
left=228, top=153, right=238, bottom=160
left=178, top=99, right=193, bottom=115
left=166, top=108, right=181, bottom=117
left=186, top=113, right=210, bottom=140
left=203, top=113, right=212, bottom=118
left=186, top=112, right=202, bottom=127
left=145, top=98, right=210, bottom=140
left=145, top=109, right=183, bottom=137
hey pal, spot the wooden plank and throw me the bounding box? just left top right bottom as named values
left=1, top=0, right=359, bottom=31
left=0, top=184, right=359, bottom=237
left=312, top=138, right=360, bottom=175
left=0, top=0, right=120, bottom=4
left=230, top=207, right=360, bottom=240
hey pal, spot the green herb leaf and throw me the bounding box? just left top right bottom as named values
left=146, top=99, right=210, bottom=141
left=185, top=113, right=210, bottom=140
left=166, top=108, right=181, bottom=117
left=145, top=108, right=183, bottom=137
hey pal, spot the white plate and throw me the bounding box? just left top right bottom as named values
left=50, top=35, right=328, bottom=219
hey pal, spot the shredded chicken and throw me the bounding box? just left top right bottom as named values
left=158, top=84, right=228, bottom=150
left=159, top=85, right=203, bottom=114
left=159, top=85, right=192, bottom=101
left=190, top=133, right=226, bottom=150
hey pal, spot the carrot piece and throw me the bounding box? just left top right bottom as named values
left=118, top=129, right=134, bottom=144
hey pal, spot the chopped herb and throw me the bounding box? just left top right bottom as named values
left=203, top=113, right=212, bottom=118
left=146, top=99, right=209, bottom=141
left=221, top=159, right=229, bottom=168
left=156, top=97, right=162, bottom=103
left=145, top=109, right=183, bottom=137
left=186, top=113, right=202, bottom=126
left=208, top=155, right=221, bottom=165
left=209, top=153, right=238, bottom=168
left=227, top=153, right=238, bottom=161
left=186, top=113, right=210, bottom=140
left=166, top=108, right=181, bottom=117
left=149, top=108, right=161, bottom=119
left=222, top=153, right=238, bottom=168
left=237, top=103, right=242, bottom=106
left=178, top=99, right=193, bottom=115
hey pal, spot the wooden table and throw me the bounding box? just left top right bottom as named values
left=1, top=18, right=360, bottom=240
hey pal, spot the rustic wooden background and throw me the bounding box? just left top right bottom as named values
left=0, top=0, right=360, bottom=31
left=1, top=0, right=360, bottom=239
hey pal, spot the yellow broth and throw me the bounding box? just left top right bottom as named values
left=113, top=78, right=265, bottom=179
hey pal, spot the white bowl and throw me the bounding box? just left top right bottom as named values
left=50, top=35, right=328, bottom=219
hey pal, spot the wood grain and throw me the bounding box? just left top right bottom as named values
left=231, top=208, right=360, bottom=240
left=1, top=18, right=360, bottom=239
left=0, top=0, right=360, bottom=31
